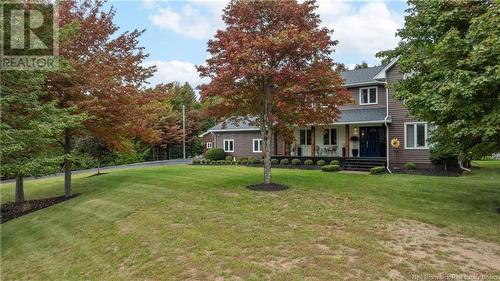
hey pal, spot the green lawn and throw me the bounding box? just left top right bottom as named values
left=1, top=161, right=499, bottom=280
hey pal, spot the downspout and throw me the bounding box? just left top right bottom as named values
left=384, top=84, right=392, bottom=174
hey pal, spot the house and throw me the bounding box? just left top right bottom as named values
left=200, top=59, right=433, bottom=171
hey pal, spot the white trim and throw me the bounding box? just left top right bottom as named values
left=373, top=57, right=399, bottom=81
left=206, top=142, right=213, bottom=149
left=345, top=81, right=385, bottom=87
left=223, top=139, right=234, bottom=152
left=359, top=87, right=378, bottom=105
left=252, top=138, right=262, bottom=153
left=404, top=122, right=429, bottom=149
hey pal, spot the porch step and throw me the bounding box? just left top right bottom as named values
left=342, top=158, right=386, bottom=172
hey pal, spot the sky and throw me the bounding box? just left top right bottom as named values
left=106, top=0, right=408, bottom=87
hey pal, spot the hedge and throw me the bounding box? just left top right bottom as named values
left=330, top=160, right=339, bottom=165
left=370, top=166, right=386, bottom=175
left=204, top=148, right=225, bottom=161
left=316, top=160, right=326, bottom=166
left=192, top=159, right=201, bottom=165
left=304, top=159, right=313, bottom=165
left=405, top=162, right=417, bottom=170
left=322, top=165, right=340, bottom=172
left=225, top=155, right=234, bottom=162
left=280, top=159, right=289, bottom=165
left=271, top=159, right=279, bottom=165
left=292, top=159, right=301, bottom=165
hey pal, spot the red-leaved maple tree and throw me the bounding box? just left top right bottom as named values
left=46, top=0, right=166, bottom=197
left=198, top=0, right=350, bottom=185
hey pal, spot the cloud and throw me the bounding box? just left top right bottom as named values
left=317, top=1, right=403, bottom=60
left=144, top=60, right=208, bottom=87
left=148, top=2, right=226, bottom=40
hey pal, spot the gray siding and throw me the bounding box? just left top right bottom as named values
left=211, top=131, right=263, bottom=158
left=386, top=64, right=431, bottom=168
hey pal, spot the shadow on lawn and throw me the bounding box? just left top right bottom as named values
left=1, top=194, right=79, bottom=223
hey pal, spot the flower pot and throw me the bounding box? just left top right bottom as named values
left=352, top=149, right=359, bottom=157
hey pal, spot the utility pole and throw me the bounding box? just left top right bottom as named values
left=182, top=104, right=186, bottom=159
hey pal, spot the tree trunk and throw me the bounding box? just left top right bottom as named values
left=97, top=157, right=101, bottom=175
left=263, top=125, right=272, bottom=185
left=64, top=129, right=72, bottom=198
left=15, top=176, right=25, bottom=203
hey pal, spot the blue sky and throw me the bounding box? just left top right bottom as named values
left=106, top=0, right=408, bottom=86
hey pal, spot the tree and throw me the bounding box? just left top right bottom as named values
left=198, top=0, right=350, bottom=185
left=354, top=61, right=369, bottom=69
left=167, top=82, right=199, bottom=112
left=1, top=71, right=82, bottom=203
left=75, top=136, right=112, bottom=175
left=46, top=0, right=166, bottom=197
left=377, top=1, right=500, bottom=163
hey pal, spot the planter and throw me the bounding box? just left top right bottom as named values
left=352, top=149, right=359, bottom=157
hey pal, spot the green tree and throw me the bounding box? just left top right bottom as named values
left=378, top=0, right=500, bottom=163
left=1, top=71, right=82, bottom=203
left=354, top=61, right=369, bottom=69
left=167, top=82, right=199, bottom=112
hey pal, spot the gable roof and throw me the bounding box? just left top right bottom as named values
left=341, top=65, right=386, bottom=86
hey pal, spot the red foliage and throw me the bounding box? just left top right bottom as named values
left=198, top=0, right=351, bottom=129
left=46, top=0, right=166, bottom=152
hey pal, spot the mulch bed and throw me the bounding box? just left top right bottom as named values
left=246, top=183, right=289, bottom=191
left=1, top=194, right=78, bottom=224
left=400, top=169, right=461, bottom=177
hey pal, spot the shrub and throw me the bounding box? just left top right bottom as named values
left=317, top=160, right=326, bottom=166
left=271, top=159, right=279, bottom=165
left=238, top=157, right=248, bottom=162
left=248, top=157, right=257, bottom=164
left=241, top=159, right=248, bottom=165
left=210, top=160, right=217, bottom=165
left=292, top=159, right=301, bottom=165
left=204, top=148, right=225, bottom=161
left=370, top=166, right=386, bottom=175
left=330, top=160, right=339, bottom=165
left=225, top=155, right=233, bottom=162
left=304, top=159, right=313, bottom=165
left=259, top=159, right=265, bottom=165
left=405, top=162, right=417, bottom=170
left=280, top=159, right=289, bottom=165
left=322, top=165, right=340, bottom=172
left=192, top=159, right=201, bottom=165
left=216, top=160, right=223, bottom=165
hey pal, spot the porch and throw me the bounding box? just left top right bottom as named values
left=279, top=123, right=388, bottom=158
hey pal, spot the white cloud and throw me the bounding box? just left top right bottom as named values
left=148, top=2, right=226, bottom=40
left=317, top=1, right=403, bottom=59
left=144, top=60, right=208, bottom=86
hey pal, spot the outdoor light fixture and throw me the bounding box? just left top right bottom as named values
left=353, top=127, right=358, bottom=135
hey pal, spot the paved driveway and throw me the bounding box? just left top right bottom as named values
left=1, top=158, right=193, bottom=184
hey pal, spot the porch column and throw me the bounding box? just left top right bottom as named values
left=311, top=126, right=316, bottom=158
left=344, top=125, right=349, bottom=157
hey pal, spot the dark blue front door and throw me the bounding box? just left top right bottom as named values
left=360, top=127, right=381, bottom=157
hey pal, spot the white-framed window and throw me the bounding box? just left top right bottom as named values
left=206, top=142, right=213, bottom=149
left=223, top=139, right=234, bottom=152
left=253, top=139, right=262, bottom=152
left=404, top=122, right=429, bottom=149
left=359, top=87, right=378, bottom=105
left=323, top=128, right=337, bottom=145
left=299, top=129, right=311, bottom=145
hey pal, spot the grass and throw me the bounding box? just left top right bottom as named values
left=1, top=161, right=499, bottom=280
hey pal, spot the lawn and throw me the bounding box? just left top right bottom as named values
left=1, top=161, right=499, bottom=280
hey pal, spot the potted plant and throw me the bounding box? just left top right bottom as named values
left=350, top=135, right=359, bottom=157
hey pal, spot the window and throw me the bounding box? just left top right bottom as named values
left=299, top=129, right=312, bottom=145
left=206, top=142, right=213, bottom=149
left=323, top=128, right=337, bottom=145
left=405, top=122, right=429, bottom=149
left=253, top=139, right=262, bottom=152
left=359, top=87, right=378, bottom=105
left=223, top=139, right=234, bottom=152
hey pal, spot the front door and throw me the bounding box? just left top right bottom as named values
left=360, top=127, right=381, bottom=157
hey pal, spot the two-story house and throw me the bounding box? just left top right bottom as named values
left=200, top=59, right=433, bottom=171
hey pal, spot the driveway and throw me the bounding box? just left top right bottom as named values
left=1, top=158, right=193, bottom=184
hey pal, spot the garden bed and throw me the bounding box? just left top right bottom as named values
left=1, top=194, right=79, bottom=223
left=246, top=183, right=289, bottom=191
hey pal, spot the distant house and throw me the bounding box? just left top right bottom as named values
left=200, top=59, right=433, bottom=171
